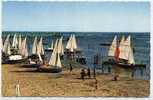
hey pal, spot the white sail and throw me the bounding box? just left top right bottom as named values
left=7, top=42, right=11, bottom=55
left=37, top=37, right=44, bottom=55
left=18, top=35, right=22, bottom=54
left=3, top=35, right=10, bottom=53
left=49, top=39, right=58, bottom=66
left=12, top=34, right=18, bottom=48
left=53, top=39, right=58, bottom=54
left=21, top=37, right=28, bottom=57
left=72, top=34, right=77, bottom=49
left=38, top=53, right=43, bottom=62
left=32, top=36, right=37, bottom=54
left=56, top=53, right=62, bottom=68
left=119, top=35, right=131, bottom=60
left=108, top=36, right=117, bottom=57
left=128, top=47, right=135, bottom=64
left=57, top=37, right=64, bottom=55
left=40, top=37, right=44, bottom=55
left=66, top=34, right=72, bottom=49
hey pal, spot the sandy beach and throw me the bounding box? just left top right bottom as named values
left=2, top=63, right=150, bottom=97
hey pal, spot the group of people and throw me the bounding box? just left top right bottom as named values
left=80, top=67, right=96, bottom=80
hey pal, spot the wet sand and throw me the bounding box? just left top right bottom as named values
left=2, top=64, right=150, bottom=97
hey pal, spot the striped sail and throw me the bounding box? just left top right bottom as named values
left=119, top=35, right=131, bottom=60
left=108, top=36, right=117, bottom=57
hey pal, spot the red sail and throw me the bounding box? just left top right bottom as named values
left=115, top=40, right=120, bottom=61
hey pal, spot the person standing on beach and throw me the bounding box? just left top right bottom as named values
left=87, top=67, right=91, bottom=79
left=93, top=67, right=96, bottom=79
left=69, top=63, right=73, bottom=72
left=80, top=69, right=85, bottom=80
left=94, top=78, right=98, bottom=90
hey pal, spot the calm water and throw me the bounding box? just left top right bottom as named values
left=2, top=32, right=150, bottom=80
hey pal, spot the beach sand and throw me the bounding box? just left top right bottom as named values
left=2, top=64, right=150, bottom=97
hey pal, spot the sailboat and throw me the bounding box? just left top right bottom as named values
left=6, top=35, right=28, bottom=64
left=66, top=34, right=78, bottom=52
left=29, top=36, right=44, bottom=64
left=39, top=39, right=62, bottom=73
left=2, top=35, right=10, bottom=55
left=45, top=40, right=54, bottom=52
left=2, top=35, right=11, bottom=63
left=104, top=35, right=146, bottom=68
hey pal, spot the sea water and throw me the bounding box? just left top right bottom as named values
left=2, top=32, right=150, bottom=80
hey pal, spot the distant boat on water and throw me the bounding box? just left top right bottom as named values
left=45, top=40, right=54, bottom=51
left=103, top=35, right=146, bottom=68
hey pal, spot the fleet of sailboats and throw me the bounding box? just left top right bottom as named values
left=2, top=33, right=146, bottom=71
left=2, top=34, right=29, bottom=63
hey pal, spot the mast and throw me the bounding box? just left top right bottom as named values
left=108, top=35, right=117, bottom=57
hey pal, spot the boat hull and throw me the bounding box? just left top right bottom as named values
left=103, top=61, right=146, bottom=69
left=38, top=67, right=62, bottom=73
left=4, top=58, right=28, bottom=64
left=44, top=49, right=53, bottom=52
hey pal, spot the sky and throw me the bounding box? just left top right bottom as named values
left=2, top=1, right=150, bottom=32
